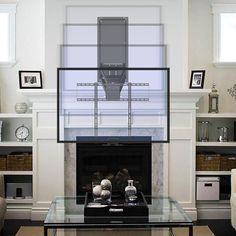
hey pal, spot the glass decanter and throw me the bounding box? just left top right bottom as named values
left=125, top=180, right=137, bottom=202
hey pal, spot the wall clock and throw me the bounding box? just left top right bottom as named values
left=15, top=124, right=30, bottom=141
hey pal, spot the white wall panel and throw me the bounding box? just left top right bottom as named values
left=37, top=112, right=57, bottom=128
left=170, top=112, right=192, bottom=128
left=36, top=139, right=63, bottom=203
left=169, top=139, right=193, bottom=203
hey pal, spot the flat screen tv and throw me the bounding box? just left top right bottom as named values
left=57, top=67, right=169, bottom=143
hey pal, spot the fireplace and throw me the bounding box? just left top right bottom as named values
left=76, top=142, right=152, bottom=197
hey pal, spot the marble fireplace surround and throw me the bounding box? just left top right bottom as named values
left=65, top=142, right=164, bottom=197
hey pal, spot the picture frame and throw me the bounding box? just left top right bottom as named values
left=189, top=70, right=205, bottom=89
left=19, top=71, right=42, bottom=89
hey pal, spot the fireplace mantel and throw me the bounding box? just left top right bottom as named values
left=19, top=88, right=210, bottom=104
left=18, top=88, right=209, bottom=220
left=170, top=89, right=210, bottom=108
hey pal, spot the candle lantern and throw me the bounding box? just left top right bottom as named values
left=208, top=83, right=219, bottom=113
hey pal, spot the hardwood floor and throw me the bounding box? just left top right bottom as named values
left=2, top=219, right=236, bottom=236
left=197, top=220, right=236, bottom=236
left=3, top=220, right=43, bottom=236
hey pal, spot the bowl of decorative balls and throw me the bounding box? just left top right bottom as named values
left=92, top=179, right=112, bottom=203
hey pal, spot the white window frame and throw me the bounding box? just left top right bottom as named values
left=212, top=2, right=236, bottom=67
left=0, top=3, right=17, bottom=67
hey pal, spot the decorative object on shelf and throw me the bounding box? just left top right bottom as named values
left=92, top=183, right=102, bottom=201
left=227, top=84, right=236, bottom=100
left=220, top=155, right=236, bottom=171
left=100, top=190, right=111, bottom=201
left=189, top=70, right=205, bottom=89
left=92, top=184, right=102, bottom=197
left=7, top=152, right=32, bottom=171
left=14, top=102, right=28, bottom=114
left=15, top=124, right=30, bottom=142
left=217, top=127, right=229, bottom=142
left=208, top=83, right=219, bottom=113
left=0, top=155, right=6, bottom=171
left=196, top=176, right=220, bottom=201
left=84, top=192, right=149, bottom=222
left=92, top=179, right=112, bottom=202
left=198, top=121, right=210, bottom=142
left=196, top=154, right=221, bottom=171
left=100, top=179, right=112, bottom=202
left=125, top=179, right=137, bottom=202
left=100, top=179, right=112, bottom=191
left=18, top=71, right=42, bottom=89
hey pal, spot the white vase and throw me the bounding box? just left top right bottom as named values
left=15, top=102, right=28, bottom=114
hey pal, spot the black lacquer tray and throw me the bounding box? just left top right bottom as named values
left=84, top=192, right=149, bottom=223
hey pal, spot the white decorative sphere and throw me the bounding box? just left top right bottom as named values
left=92, top=185, right=102, bottom=197
left=15, top=102, right=28, bottom=114
left=100, top=190, right=111, bottom=200
left=100, top=179, right=112, bottom=191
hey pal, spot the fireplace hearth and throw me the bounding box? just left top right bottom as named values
left=76, top=142, right=152, bottom=197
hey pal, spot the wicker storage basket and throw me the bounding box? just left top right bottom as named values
left=196, top=154, right=221, bottom=171
left=0, top=155, right=7, bottom=171
left=7, top=153, right=32, bottom=171
left=220, top=156, right=236, bottom=171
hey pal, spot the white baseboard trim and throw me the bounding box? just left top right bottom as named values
left=183, top=208, right=197, bottom=221
left=197, top=208, right=231, bottom=219
left=31, top=208, right=48, bottom=221
left=5, top=206, right=48, bottom=220
left=6, top=208, right=32, bottom=219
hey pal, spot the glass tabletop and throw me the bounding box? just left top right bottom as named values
left=44, top=196, right=192, bottom=227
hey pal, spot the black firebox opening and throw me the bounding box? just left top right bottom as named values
left=76, top=142, right=152, bottom=198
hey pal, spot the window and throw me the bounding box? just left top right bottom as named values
left=220, top=13, right=236, bottom=62
left=0, top=4, right=17, bottom=66
left=212, top=3, right=236, bottom=66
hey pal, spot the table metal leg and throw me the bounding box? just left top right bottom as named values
left=189, top=225, right=193, bottom=236
left=44, top=226, right=48, bottom=236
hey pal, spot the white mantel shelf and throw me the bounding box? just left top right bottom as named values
left=170, top=89, right=210, bottom=109
left=171, top=89, right=210, bottom=97
left=18, top=88, right=210, bottom=112
left=18, top=88, right=210, bottom=103
left=17, top=89, right=57, bottom=103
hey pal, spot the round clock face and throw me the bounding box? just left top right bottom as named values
left=15, top=125, right=30, bottom=141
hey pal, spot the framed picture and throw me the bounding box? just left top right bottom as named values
left=19, top=71, right=42, bottom=89
left=189, top=70, right=205, bottom=89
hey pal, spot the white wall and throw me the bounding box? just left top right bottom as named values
left=0, top=0, right=190, bottom=113
left=1, top=0, right=235, bottom=114
left=189, top=0, right=236, bottom=113
left=44, top=0, right=189, bottom=90
left=0, top=0, right=44, bottom=113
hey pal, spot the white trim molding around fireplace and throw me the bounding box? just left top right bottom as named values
left=17, top=88, right=209, bottom=221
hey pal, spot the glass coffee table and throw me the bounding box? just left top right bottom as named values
left=44, top=196, right=193, bottom=236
